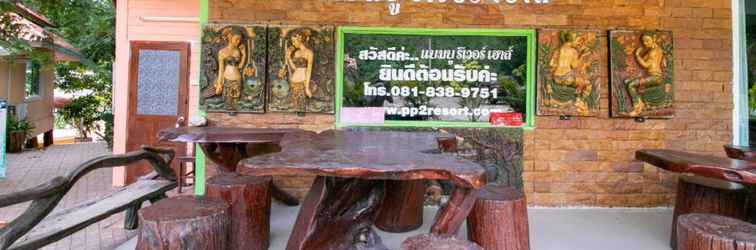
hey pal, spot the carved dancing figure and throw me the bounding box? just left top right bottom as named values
left=214, top=27, right=255, bottom=110
left=546, top=31, right=592, bottom=114
left=626, top=33, right=666, bottom=116
left=279, top=29, right=314, bottom=111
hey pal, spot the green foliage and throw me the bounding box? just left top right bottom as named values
left=57, top=95, right=102, bottom=140
left=6, top=113, right=34, bottom=139
left=9, top=1, right=116, bottom=148
left=500, top=78, right=525, bottom=113
left=95, top=112, right=113, bottom=149
left=7, top=113, right=34, bottom=133
left=0, top=2, right=93, bottom=66
left=748, top=84, right=756, bottom=116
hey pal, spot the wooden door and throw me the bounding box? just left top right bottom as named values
left=126, top=41, right=190, bottom=184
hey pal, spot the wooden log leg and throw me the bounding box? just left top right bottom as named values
left=201, top=142, right=299, bottom=206
left=137, top=196, right=230, bottom=250
left=124, top=202, right=142, bottom=230
left=431, top=187, right=479, bottom=237
left=671, top=177, right=747, bottom=250
left=676, top=213, right=756, bottom=250
left=375, top=180, right=425, bottom=233
left=206, top=173, right=272, bottom=250
left=467, top=185, right=530, bottom=250
left=286, top=176, right=387, bottom=250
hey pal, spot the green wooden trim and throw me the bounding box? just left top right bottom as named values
left=195, top=0, right=209, bottom=196
left=335, top=26, right=537, bottom=129
left=200, top=0, right=208, bottom=25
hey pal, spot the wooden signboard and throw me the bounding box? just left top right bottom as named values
left=336, top=27, right=536, bottom=128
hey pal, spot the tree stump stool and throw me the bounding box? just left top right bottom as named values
left=205, top=173, right=272, bottom=250
left=436, top=135, right=458, bottom=153
left=375, top=180, right=425, bottom=232
left=671, top=175, right=748, bottom=250
left=677, top=213, right=756, bottom=250
left=466, top=185, right=529, bottom=250
left=401, top=234, right=482, bottom=250
left=137, top=196, right=229, bottom=250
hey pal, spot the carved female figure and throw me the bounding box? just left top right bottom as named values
left=279, top=30, right=314, bottom=111
left=546, top=31, right=592, bottom=114
left=214, top=28, right=254, bottom=110
left=626, top=33, right=666, bottom=116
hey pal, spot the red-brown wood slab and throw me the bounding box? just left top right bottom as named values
left=158, top=127, right=308, bottom=205
left=724, top=144, right=756, bottom=162
left=240, top=130, right=486, bottom=188
left=635, top=149, right=756, bottom=185
left=158, top=127, right=304, bottom=144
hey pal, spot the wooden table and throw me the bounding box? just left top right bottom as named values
left=636, top=149, right=756, bottom=245
left=240, top=130, right=487, bottom=250
left=635, top=149, right=756, bottom=185
left=158, top=127, right=307, bottom=205
left=724, top=144, right=756, bottom=162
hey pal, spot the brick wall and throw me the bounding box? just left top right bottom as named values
left=208, top=0, right=733, bottom=207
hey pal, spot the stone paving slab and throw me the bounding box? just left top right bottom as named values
left=0, top=142, right=136, bottom=250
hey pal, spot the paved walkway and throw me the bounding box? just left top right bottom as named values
left=0, top=142, right=135, bottom=250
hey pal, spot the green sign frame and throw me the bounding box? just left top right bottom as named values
left=335, top=26, right=536, bottom=129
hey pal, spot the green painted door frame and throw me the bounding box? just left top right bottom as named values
left=195, top=0, right=209, bottom=195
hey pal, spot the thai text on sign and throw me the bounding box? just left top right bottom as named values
left=338, top=28, right=534, bottom=127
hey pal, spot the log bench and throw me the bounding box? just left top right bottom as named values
left=670, top=175, right=748, bottom=250
left=723, top=144, right=756, bottom=224
left=636, top=149, right=756, bottom=249
left=676, top=213, right=756, bottom=250
left=0, top=146, right=177, bottom=250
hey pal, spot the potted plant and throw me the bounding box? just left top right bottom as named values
left=7, top=114, right=34, bottom=153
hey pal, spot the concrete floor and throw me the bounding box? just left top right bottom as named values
left=118, top=203, right=673, bottom=250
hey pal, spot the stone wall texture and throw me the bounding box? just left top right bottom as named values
left=209, top=0, right=733, bottom=207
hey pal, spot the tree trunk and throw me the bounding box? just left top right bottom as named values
left=431, top=187, right=479, bottom=237
left=287, top=176, right=387, bottom=250
left=374, top=180, right=425, bottom=233
left=205, top=173, right=271, bottom=250
left=671, top=176, right=747, bottom=250
left=401, top=234, right=482, bottom=250
left=676, top=213, right=756, bottom=250
left=136, top=196, right=229, bottom=250
left=466, top=185, right=529, bottom=250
